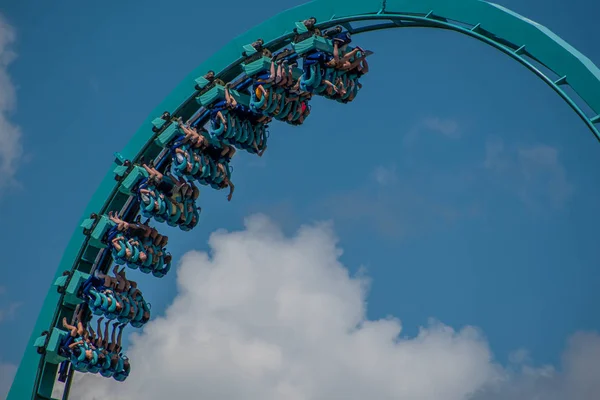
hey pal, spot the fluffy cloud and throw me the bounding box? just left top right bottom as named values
left=66, top=215, right=501, bottom=399
left=61, top=215, right=598, bottom=399
left=472, top=332, right=600, bottom=400
left=0, top=14, right=23, bottom=191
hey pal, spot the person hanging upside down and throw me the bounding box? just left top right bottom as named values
left=211, top=162, right=235, bottom=201
left=141, top=163, right=195, bottom=224
left=258, top=58, right=296, bottom=87
left=174, top=147, right=194, bottom=175
left=341, top=66, right=368, bottom=103
left=351, top=54, right=369, bottom=76
left=274, top=59, right=297, bottom=89
left=318, top=78, right=341, bottom=96
left=178, top=118, right=209, bottom=149
left=211, top=84, right=238, bottom=133
left=108, top=214, right=161, bottom=265
left=113, top=265, right=139, bottom=294
left=62, top=310, right=86, bottom=341
left=280, top=61, right=297, bottom=89
left=141, top=163, right=187, bottom=198
left=108, top=212, right=151, bottom=240
left=254, top=83, right=269, bottom=109
left=96, top=318, right=126, bottom=375
left=109, top=266, right=129, bottom=293
left=221, top=142, right=236, bottom=161
left=332, top=77, right=348, bottom=97
left=204, top=139, right=237, bottom=163
left=87, top=317, right=105, bottom=350
left=139, top=187, right=165, bottom=216
left=62, top=309, right=96, bottom=361
left=222, top=171, right=235, bottom=202
left=221, top=84, right=270, bottom=130
left=94, top=268, right=127, bottom=292
left=326, top=41, right=369, bottom=71
left=229, top=84, right=269, bottom=124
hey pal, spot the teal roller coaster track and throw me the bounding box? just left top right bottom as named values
left=8, top=0, right=600, bottom=398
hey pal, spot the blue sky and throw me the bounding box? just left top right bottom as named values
left=1, top=0, right=600, bottom=397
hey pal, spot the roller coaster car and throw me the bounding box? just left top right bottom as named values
left=242, top=48, right=298, bottom=77
left=241, top=43, right=273, bottom=64
left=292, top=35, right=334, bottom=56
left=151, top=113, right=172, bottom=133
left=151, top=115, right=167, bottom=133
left=274, top=48, right=297, bottom=62
left=154, top=121, right=182, bottom=148
left=118, top=166, right=150, bottom=196
left=33, top=328, right=68, bottom=364
left=292, top=21, right=322, bottom=43
left=196, top=83, right=250, bottom=109
left=322, top=25, right=343, bottom=39
left=113, top=163, right=131, bottom=183
left=194, top=75, right=226, bottom=95
left=242, top=56, right=273, bottom=77
left=53, top=270, right=90, bottom=306
left=88, top=215, right=114, bottom=249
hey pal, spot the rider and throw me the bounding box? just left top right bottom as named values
left=141, top=163, right=187, bottom=198
left=326, top=41, right=369, bottom=71
left=178, top=118, right=209, bottom=149
left=108, top=212, right=151, bottom=240
left=219, top=168, right=235, bottom=202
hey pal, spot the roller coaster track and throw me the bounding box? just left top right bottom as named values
left=8, top=0, right=600, bottom=398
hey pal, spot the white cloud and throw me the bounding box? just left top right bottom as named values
left=0, top=14, right=23, bottom=191
left=472, top=332, right=600, bottom=400
left=0, top=362, right=17, bottom=399
left=66, top=215, right=502, bottom=400
left=59, top=215, right=598, bottom=400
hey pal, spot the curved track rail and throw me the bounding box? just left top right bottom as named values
left=8, top=0, right=600, bottom=398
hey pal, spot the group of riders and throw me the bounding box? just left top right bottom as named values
left=60, top=308, right=130, bottom=381
left=58, top=266, right=150, bottom=380
left=81, top=266, right=151, bottom=328
left=58, top=18, right=370, bottom=383
left=137, top=163, right=201, bottom=231
left=107, top=212, right=172, bottom=278
left=158, top=18, right=370, bottom=207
